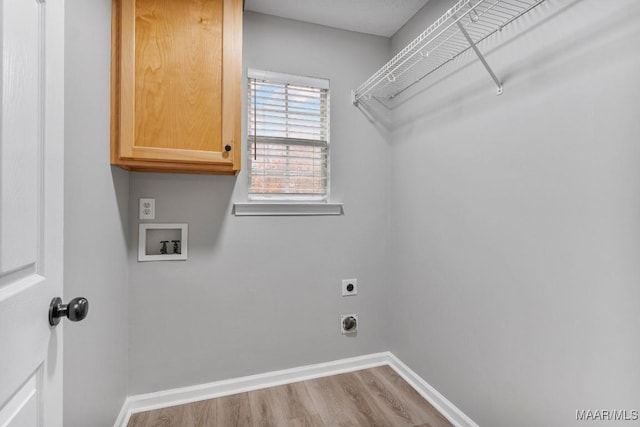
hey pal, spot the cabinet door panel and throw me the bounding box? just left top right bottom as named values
left=112, top=0, right=241, bottom=174
left=134, top=0, right=223, bottom=152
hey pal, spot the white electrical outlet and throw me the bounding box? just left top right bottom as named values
left=139, top=198, right=155, bottom=220
left=342, top=278, right=357, bottom=296
left=341, top=314, right=358, bottom=334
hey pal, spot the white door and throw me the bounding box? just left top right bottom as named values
left=0, top=0, right=65, bottom=425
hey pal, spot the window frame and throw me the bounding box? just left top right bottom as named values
left=246, top=68, right=331, bottom=203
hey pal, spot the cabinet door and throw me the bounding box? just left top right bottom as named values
left=111, top=0, right=242, bottom=174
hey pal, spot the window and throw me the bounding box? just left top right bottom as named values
left=247, top=69, right=329, bottom=202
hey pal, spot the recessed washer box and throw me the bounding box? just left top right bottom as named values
left=138, top=223, right=188, bottom=262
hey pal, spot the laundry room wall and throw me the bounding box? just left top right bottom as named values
left=64, top=0, right=130, bottom=425
left=126, top=11, right=393, bottom=395
left=386, top=1, right=640, bottom=426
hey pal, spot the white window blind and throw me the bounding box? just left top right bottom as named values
left=248, top=69, right=330, bottom=201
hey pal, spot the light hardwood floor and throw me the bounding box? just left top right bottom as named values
left=128, top=366, right=453, bottom=427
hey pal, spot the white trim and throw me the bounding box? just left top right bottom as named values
left=233, top=203, right=343, bottom=216
left=114, top=352, right=477, bottom=427
left=247, top=67, right=329, bottom=89
left=386, top=353, right=479, bottom=427
left=113, top=403, right=129, bottom=427
left=114, top=353, right=388, bottom=426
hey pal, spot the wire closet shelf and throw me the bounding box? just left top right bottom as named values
left=352, top=0, right=545, bottom=107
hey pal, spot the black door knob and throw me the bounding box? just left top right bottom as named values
left=49, top=297, right=89, bottom=326
left=224, top=144, right=231, bottom=152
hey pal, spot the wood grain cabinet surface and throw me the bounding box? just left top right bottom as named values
left=111, top=0, right=242, bottom=174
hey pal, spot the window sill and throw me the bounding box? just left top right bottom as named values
left=233, top=203, right=343, bottom=216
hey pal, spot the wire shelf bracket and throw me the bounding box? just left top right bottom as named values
left=352, top=0, right=545, bottom=107
left=455, top=20, right=503, bottom=95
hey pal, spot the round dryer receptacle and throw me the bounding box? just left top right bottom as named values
left=341, top=314, right=358, bottom=334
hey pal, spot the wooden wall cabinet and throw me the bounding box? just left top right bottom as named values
left=111, top=0, right=242, bottom=175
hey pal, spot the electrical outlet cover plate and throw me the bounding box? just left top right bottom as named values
left=342, top=278, right=357, bottom=296
left=341, top=314, right=358, bottom=334
left=139, top=198, right=155, bottom=220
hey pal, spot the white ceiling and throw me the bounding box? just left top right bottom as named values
left=244, top=0, right=430, bottom=38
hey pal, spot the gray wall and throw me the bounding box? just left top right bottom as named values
left=127, top=12, right=391, bottom=395
left=387, top=1, right=640, bottom=426
left=61, top=2, right=640, bottom=425
left=64, top=0, right=130, bottom=425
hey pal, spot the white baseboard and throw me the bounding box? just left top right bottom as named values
left=114, top=352, right=477, bottom=427
left=386, top=353, right=479, bottom=427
